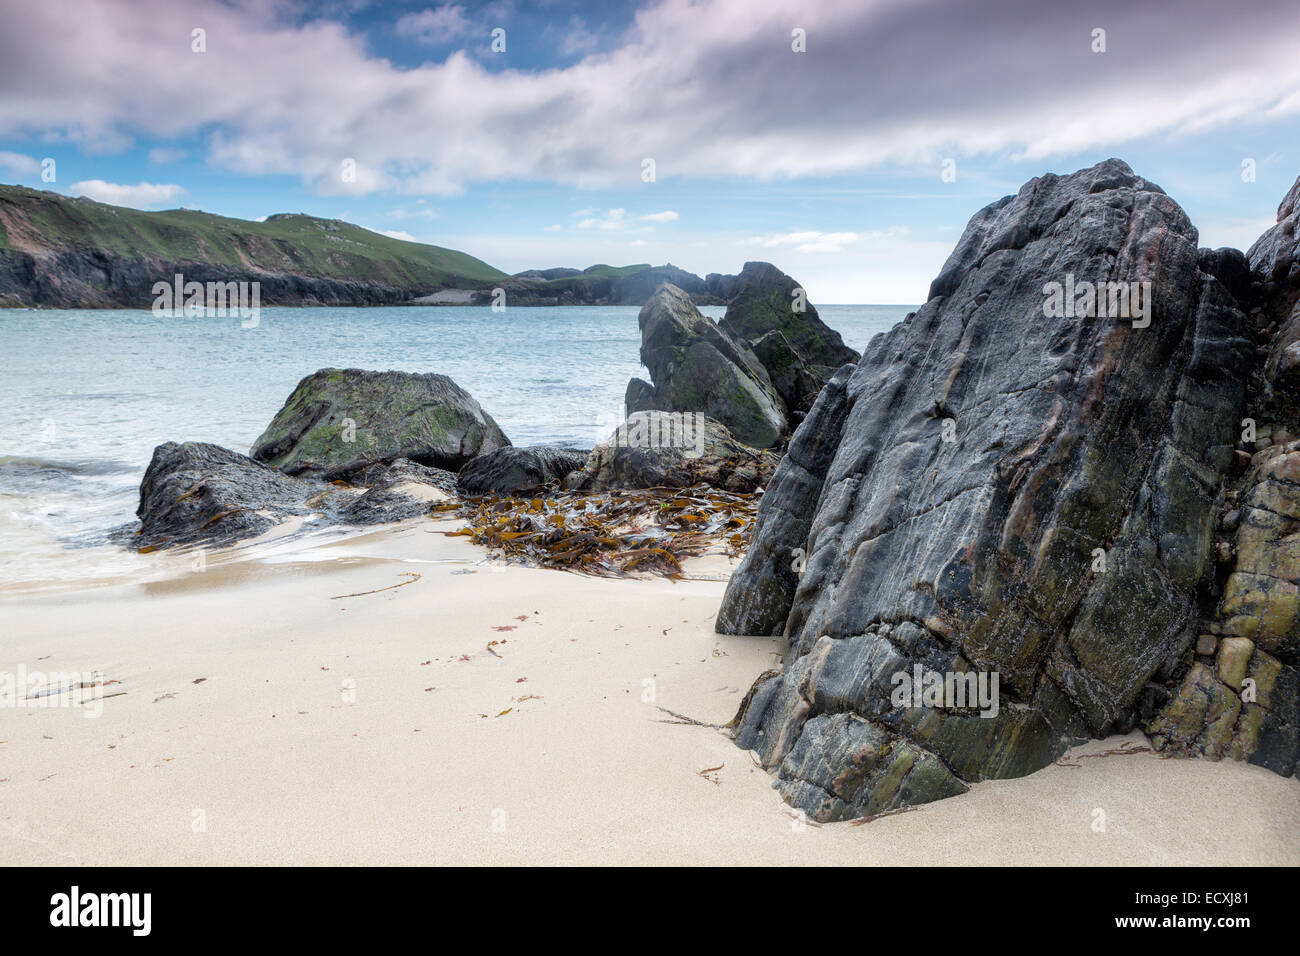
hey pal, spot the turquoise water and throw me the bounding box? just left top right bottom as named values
left=0, top=303, right=912, bottom=586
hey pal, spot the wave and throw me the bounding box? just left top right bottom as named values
left=0, top=455, right=139, bottom=477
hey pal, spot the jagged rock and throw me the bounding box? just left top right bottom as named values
left=341, top=458, right=458, bottom=525
left=716, top=364, right=854, bottom=636
left=134, top=444, right=464, bottom=547
left=250, top=368, right=509, bottom=480
left=135, top=441, right=341, bottom=550
left=457, top=445, right=589, bottom=495
left=1146, top=183, right=1300, bottom=778
left=748, top=329, right=828, bottom=421
left=631, top=284, right=787, bottom=448
left=624, top=377, right=657, bottom=414
left=565, top=411, right=777, bottom=493
left=722, top=159, right=1265, bottom=821
left=719, top=261, right=860, bottom=383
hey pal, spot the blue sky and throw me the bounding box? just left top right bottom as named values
left=2, top=0, right=1299, bottom=302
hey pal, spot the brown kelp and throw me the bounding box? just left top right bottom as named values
left=438, top=485, right=761, bottom=577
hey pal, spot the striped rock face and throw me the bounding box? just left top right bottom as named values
left=718, top=159, right=1300, bottom=822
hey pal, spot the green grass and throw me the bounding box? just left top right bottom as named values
left=577, top=263, right=652, bottom=278
left=0, top=184, right=508, bottom=289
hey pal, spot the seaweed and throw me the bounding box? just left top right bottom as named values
left=440, top=485, right=760, bottom=578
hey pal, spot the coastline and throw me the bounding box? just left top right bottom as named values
left=2, top=517, right=1296, bottom=866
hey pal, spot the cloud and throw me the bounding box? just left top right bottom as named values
left=395, top=5, right=473, bottom=45
left=3, top=1, right=1300, bottom=195
left=147, top=147, right=187, bottom=164
left=577, top=208, right=627, bottom=229
left=67, top=180, right=185, bottom=209
left=743, top=230, right=863, bottom=253
left=380, top=229, right=419, bottom=241
left=0, top=151, right=39, bottom=177
left=640, top=210, right=679, bottom=222
left=558, top=16, right=600, bottom=57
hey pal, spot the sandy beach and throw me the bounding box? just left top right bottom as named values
left=1, top=517, right=1296, bottom=867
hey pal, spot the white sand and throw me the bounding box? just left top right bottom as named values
left=1, top=518, right=1297, bottom=866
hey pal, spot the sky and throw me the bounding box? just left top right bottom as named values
left=2, top=0, right=1300, bottom=302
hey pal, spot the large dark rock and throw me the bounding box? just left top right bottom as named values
left=1147, top=178, right=1300, bottom=778
left=134, top=445, right=461, bottom=549
left=629, top=284, right=787, bottom=448
left=566, top=411, right=777, bottom=493
left=135, top=441, right=339, bottom=550
left=250, top=369, right=509, bottom=480
left=457, top=444, right=589, bottom=496
left=721, top=159, right=1269, bottom=820
left=719, top=261, right=860, bottom=384
left=748, top=329, right=829, bottom=422
left=716, top=364, right=855, bottom=636
left=340, top=458, right=458, bottom=525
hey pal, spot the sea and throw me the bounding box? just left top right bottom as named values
left=0, top=304, right=913, bottom=590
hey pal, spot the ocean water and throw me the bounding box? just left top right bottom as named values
left=0, top=303, right=913, bottom=589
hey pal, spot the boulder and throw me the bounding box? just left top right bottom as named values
left=134, top=444, right=462, bottom=549
left=135, top=441, right=340, bottom=550
left=457, top=444, right=589, bottom=496
left=340, top=458, right=458, bottom=525
left=748, top=329, right=827, bottom=421
left=566, top=411, right=777, bottom=493
left=250, top=368, right=509, bottom=480
left=624, top=377, right=657, bottom=415
left=631, top=284, right=787, bottom=448
left=719, top=261, right=860, bottom=381
left=721, top=159, right=1267, bottom=820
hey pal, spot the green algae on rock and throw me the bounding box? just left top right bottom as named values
left=250, top=368, right=509, bottom=480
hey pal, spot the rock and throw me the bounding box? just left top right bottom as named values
left=565, top=411, right=777, bottom=493
left=341, top=458, right=458, bottom=525
left=716, top=364, right=854, bottom=636
left=631, top=284, right=788, bottom=448
left=719, top=261, right=860, bottom=381
left=747, top=329, right=827, bottom=421
left=250, top=368, right=509, bottom=479
left=135, top=441, right=340, bottom=550
left=457, top=445, right=589, bottom=496
left=1249, top=179, right=1300, bottom=409
left=134, top=444, right=463, bottom=548
left=1217, top=637, right=1255, bottom=690
left=624, top=377, right=657, bottom=415
left=721, top=159, right=1267, bottom=820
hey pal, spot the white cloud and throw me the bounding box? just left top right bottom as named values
left=395, top=5, right=473, bottom=45
left=742, top=230, right=863, bottom=254
left=558, top=16, right=600, bottom=57
left=3, top=0, right=1300, bottom=198
left=640, top=210, right=679, bottom=223
left=577, top=208, right=627, bottom=230
left=147, top=147, right=186, bottom=164
left=68, top=180, right=185, bottom=209
left=0, top=151, right=39, bottom=177
left=380, top=229, right=419, bottom=241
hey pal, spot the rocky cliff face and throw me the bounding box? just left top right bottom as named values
left=719, top=159, right=1298, bottom=822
